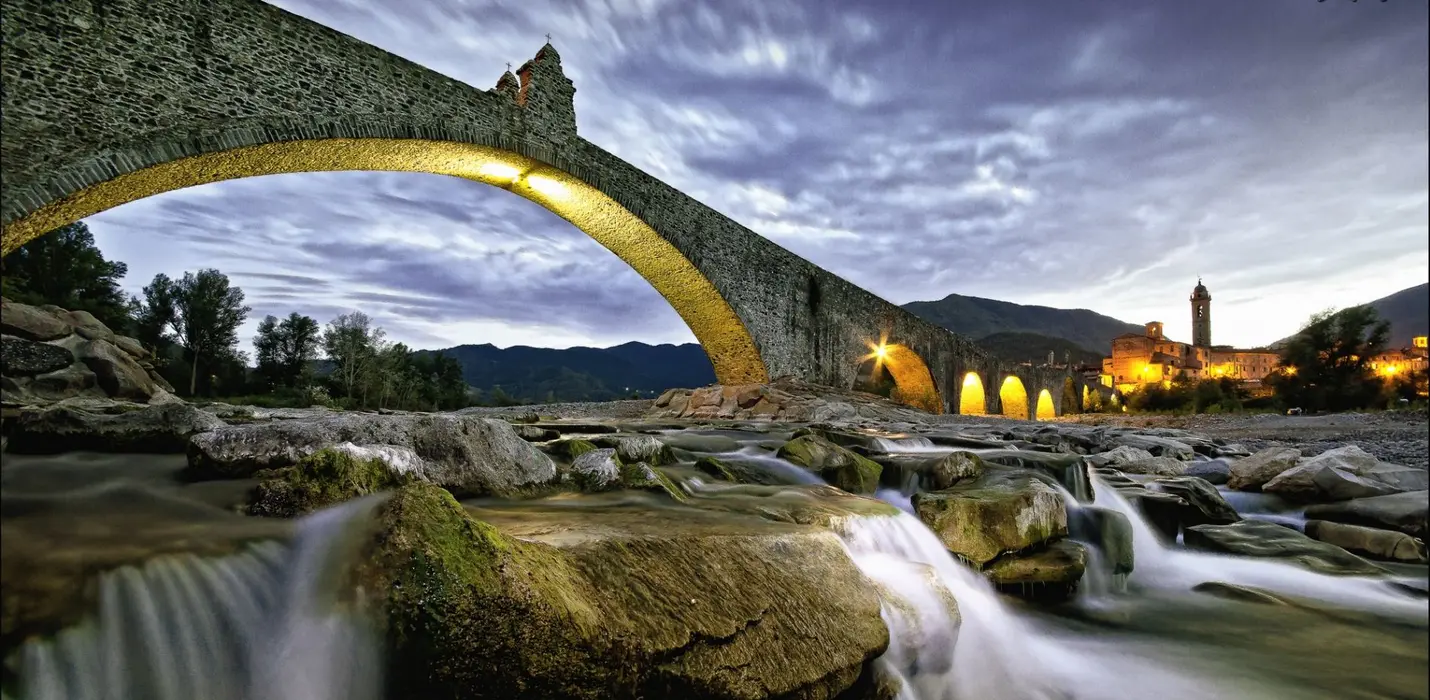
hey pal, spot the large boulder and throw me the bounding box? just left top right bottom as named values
left=1303, top=520, right=1428, bottom=564
left=1182, top=520, right=1388, bottom=577
left=912, top=471, right=1067, bottom=566
left=248, top=445, right=416, bottom=518
left=983, top=539, right=1087, bottom=602
left=570, top=448, right=623, bottom=491
left=6, top=401, right=226, bottom=453
left=1262, top=445, right=1428, bottom=502
left=1183, top=459, right=1232, bottom=485
left=1092, top=445, right=1155, bottom=466
left=356, top=482, right=890, bottom=700
left=59, top=310, right=115, bottom=343
left=777, top=435, right=882, bottom=495
left=1303, top=491, right=1429, bottom=539
left=1148, top=476, right=1242, bottom=527
left=69, top=337, right=157, bottom=402
left=0, top=300, right=70, bottom=341
left=1106, top=435, right=1195, bottom=460
left=1227, top=447, right=1302, bottom=491
left=975, top=450, right=1091, bottom=502
left=0, top=335, right=74, bottom=377
left=927, top=451, right=985, bottom=490
left=187, top=413, right=557, bottom=497
left=590, top=434, right=676, bottom=466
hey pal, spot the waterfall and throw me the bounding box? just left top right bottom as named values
left=870, top=437, right=947, bottom=454
left=7, top=497, right=385, bottom=700
left=1090, top=478, right=1425, bottom=618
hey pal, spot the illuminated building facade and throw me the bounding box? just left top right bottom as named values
left=1368, top=335, right=1430, bottom=381
left=1100, top=280, right=1280, bottom=392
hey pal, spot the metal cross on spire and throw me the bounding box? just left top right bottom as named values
left=545, top=33, right=552, bottom=43
left=505, top=61, right=512, bottom=71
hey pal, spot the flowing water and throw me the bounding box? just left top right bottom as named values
left=3, top=444, right=1426, bottom=700
left=5, top=496, right=384, bottom=700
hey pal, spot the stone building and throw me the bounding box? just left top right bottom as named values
left=1369, top=335, right=1430, bottom=381
left=1100, top=280, right=1281, bottom=392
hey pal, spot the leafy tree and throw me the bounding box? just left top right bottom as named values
left=0, top=221, right=132, bottom=332
left=323, top=311, right=387, bottom=404
left=254, top=312, right=321, bottom=390
left=1267, top=306, right=1390, bottom=413
left=132, top=270, right=250, bottom=396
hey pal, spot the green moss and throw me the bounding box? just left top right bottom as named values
left=353, top=483, right=614, bottom=700
left=693, top=456, right=738, bottom=482
left=619, top=462, right=688, bottom=502
left=555, top=438, right=598, bottom=460
left=247, top=448, right=411, bottom=518
left=776, top=435, right=882, bottom=495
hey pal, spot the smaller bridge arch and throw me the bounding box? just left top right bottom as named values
left=862, top=341, right=944, bottom=414
left=999, top=376, right=1030, bottom=420
left=1035, top=389, right=1057, bottom=420
left=958, top=372, right=988, bottom=415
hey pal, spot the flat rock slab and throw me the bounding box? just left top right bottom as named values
left=1183, top=520, right=1388, bottom=577
left=187, top=413, right=556, bottom=497
left=7, top=402, right=225, bottom=454
left=1304, top=520, right=1428, bottom=564
left=984, top=539, right=1087, bottom=602
left=1303, top=491, right=1429, bottom=539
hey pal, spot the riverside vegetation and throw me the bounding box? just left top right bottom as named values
left=1, top=223, right=1427, bottom=700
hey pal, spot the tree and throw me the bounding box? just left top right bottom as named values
left=323, top=312, right=386, bottom=404
left=1267, top=306, right=1390, bottom=413
left=0, top=221, right=132, bottom=332
left=254, top=312, right=321, bottom=390
left=135, top=270, right=250, bottom=396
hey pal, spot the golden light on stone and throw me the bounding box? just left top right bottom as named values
left=999, top=375, right=1029, bottom=420
left=1382, top=364, right=1400, bottom=377
left=1035, top=389, right=1057, bottom=421
left=1283, top=366, right=1298, bottom=376
left=0, top=138, right=770, bottom=386
left=960, top=372, right=987, bottom=416
left=859, top=337, right=944, bottom=414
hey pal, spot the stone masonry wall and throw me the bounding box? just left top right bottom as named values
left=0, top=0, right=1088, bottom=415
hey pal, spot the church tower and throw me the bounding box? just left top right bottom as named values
left=1190, top=278, right=1212, bottom=348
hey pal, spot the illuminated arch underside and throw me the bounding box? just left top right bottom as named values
left=0, top=138, right=769, bottom=386
left=1035, top=389, right=1056, bottom=420
left=959, top=372, right=986, bottom=416
left=999, top=376, right=1029, bottom=420
left=871, top=344, right=944, bottom=414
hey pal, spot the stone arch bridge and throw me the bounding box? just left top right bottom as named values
left=0, top=0, right=1111, bottom=420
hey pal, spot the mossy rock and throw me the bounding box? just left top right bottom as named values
left=776, top=435, right=882, bottom=495
left=353, top=482, right=890, bottom=699
left=248, top=447, right=412, bottom=518
left=550, top=438, right=599, bottom=461
left=619, top=462, right=688, bottom=502
left=912, top=471, right=1068, bottom=567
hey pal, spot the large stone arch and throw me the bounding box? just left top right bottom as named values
left=0, top=135, right=770, bottom=387
left=0, top=0, right=1036, bottom=410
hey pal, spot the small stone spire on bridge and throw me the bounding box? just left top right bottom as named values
left=494, top=62, right=520, bottom=101
left=514, top=38, right=577, bottom=141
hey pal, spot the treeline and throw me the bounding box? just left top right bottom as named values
left=3, top=222, right=478, bottom=411
left=1122, top=305, right=1426, bottom=414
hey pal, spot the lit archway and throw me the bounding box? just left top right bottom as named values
left=959, top=372, right=987, bottom=415
left=1000, top=376, right=1029, bottom=420
left=0, top=139, right=769, bottom=386
left=1035, top=389, right=1057, bottom=420
left=862, top=341, right=944, bottom=414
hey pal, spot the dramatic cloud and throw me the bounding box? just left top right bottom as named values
left=87, top=0, right=1429, bottom=354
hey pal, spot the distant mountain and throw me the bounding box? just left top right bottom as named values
left=902, top=293, right=1142, bottom=356
left=425, top=341, right=716, bottom=403
left=1368, top=283, right=1428, bottom=348
left=1273, top=282, right=1428, bottom=349
left=974, top=332, right=1107, bottom=367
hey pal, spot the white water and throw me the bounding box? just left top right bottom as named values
left=871, top=437, right=953, bottom=454
left=9, top=497, right=385, bottom=700
left=711, top=446, right=825, bottom=485
left=837, top=513, right=1264, bottom=700
left=1091, top=478, right=1425, bottom=618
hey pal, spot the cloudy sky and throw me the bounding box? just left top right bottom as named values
left=89, top=0, right=1428, bottom=355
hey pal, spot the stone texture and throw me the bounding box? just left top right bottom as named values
left=71, top=337, right=157, bottom=402
left=187, top=413, right=558, bottom=497
left=927, top=451, right=985, bottom=490
left=1262, top=445, right=1428, bottom=502
left=6, top=401, right=226, bottom=453
left=912, top=471, right=1068, bottom=566
left=1303, top=491, right=1429, bottom=539
left=0, top=0, right=1095, bottom=417
left=983, top=539, right=1087, bottom=602
left=0, top=335, right=73, bottom=376
left=1227, top=447, right=1302, bottom=492
left=1183, top=520, right=1388, bottom=577
left=1148, top=476, right=1242, bottom=527
left=0, top=300, right=70, bottom=341
left=1303, top=520, right=1428, bottom=564
left=777, top=434, right=883, bottom=495
left=1114, top=456, right=1189, bottom=477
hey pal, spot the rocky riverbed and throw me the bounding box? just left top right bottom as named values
left=1, top=368, right=1427, bottom=699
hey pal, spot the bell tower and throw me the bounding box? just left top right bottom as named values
left=1190, top=278, right=1212, bottom=348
